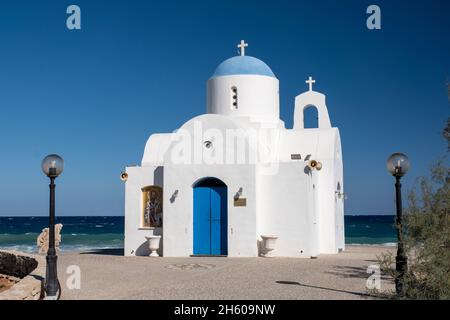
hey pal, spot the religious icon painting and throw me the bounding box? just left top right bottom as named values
left=141, top=186, right=163, bottom=228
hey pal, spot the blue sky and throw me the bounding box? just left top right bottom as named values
left=0, top=0, right=448, bottom=216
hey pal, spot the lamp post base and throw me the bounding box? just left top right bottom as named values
left=395, top=255, right=408, bottom=294
left=45, top=253, right=59, bottom=297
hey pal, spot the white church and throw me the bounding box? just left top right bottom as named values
left=122, top=41, right=345, bottom=258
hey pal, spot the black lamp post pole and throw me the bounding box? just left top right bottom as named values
left=45, top=174, right=59, bottom=297
left=395, top=175, right=407, bottom=295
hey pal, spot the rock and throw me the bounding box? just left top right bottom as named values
left=0, top=251, right=38, bottom=278
left=0, top=251, right=45, bottom=300
left=36, top=223, right=63, bottom=254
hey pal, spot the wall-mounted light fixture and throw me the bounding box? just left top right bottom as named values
left=234, top=187, right=243, bottom=200
left=170, top=190, right=179, bottom=203
left=335, top=191, right=348, bottom=200
left=204, top=140, right=213, bottom=149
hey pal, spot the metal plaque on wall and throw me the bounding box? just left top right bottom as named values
left=234, top=198, right=247, bottom=207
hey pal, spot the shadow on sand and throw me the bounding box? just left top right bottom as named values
left=326, top=265, right=393, bottom=281
left=79, top=248, right=124, bottom=256
left=275, top=281, right=377, bottom=298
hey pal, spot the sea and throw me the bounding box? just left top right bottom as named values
left=0, top=215, right=397, bottom=253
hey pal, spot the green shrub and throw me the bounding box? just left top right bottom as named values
left=379, top=119, right=450, bottom=299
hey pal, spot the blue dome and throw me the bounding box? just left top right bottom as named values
left=212, top=56, right=276, bottom=78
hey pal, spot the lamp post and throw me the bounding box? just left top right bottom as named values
left=386, top=152, right=410, bottom=295
left=41, top=154, right=64, bottom=299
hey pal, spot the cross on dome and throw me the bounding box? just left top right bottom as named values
left=306, top=76, right=316, bottom=91
left=238, top=40, right=248, bottom=56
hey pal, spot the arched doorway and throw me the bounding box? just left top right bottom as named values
left=193, top=177, right=228, bottom=256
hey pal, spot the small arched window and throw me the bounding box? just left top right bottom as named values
left=303, top=106, right=319, bottom=128
left=231, top=86, right=238, bottom=109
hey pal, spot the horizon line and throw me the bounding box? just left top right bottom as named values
left=0, top=213, right=396, bottom=217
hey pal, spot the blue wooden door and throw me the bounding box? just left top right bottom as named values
left=193, top=187, right=211, bottom=255
left=194, top=185, right=227, bottom=255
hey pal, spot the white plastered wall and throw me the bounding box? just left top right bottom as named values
left=275, top=128, right=342, bottom=256
left=207, top=75, right=280, bottom=123
left=256, top=162, right=319, bottom=257
left=160, top=114, right=260, bottom=257
left=124, top=165, right=164, bottom=256
left=162, top=163, right=257, bottom=257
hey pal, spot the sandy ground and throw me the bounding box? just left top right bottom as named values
left=55, top=246, right=395, bottom=300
